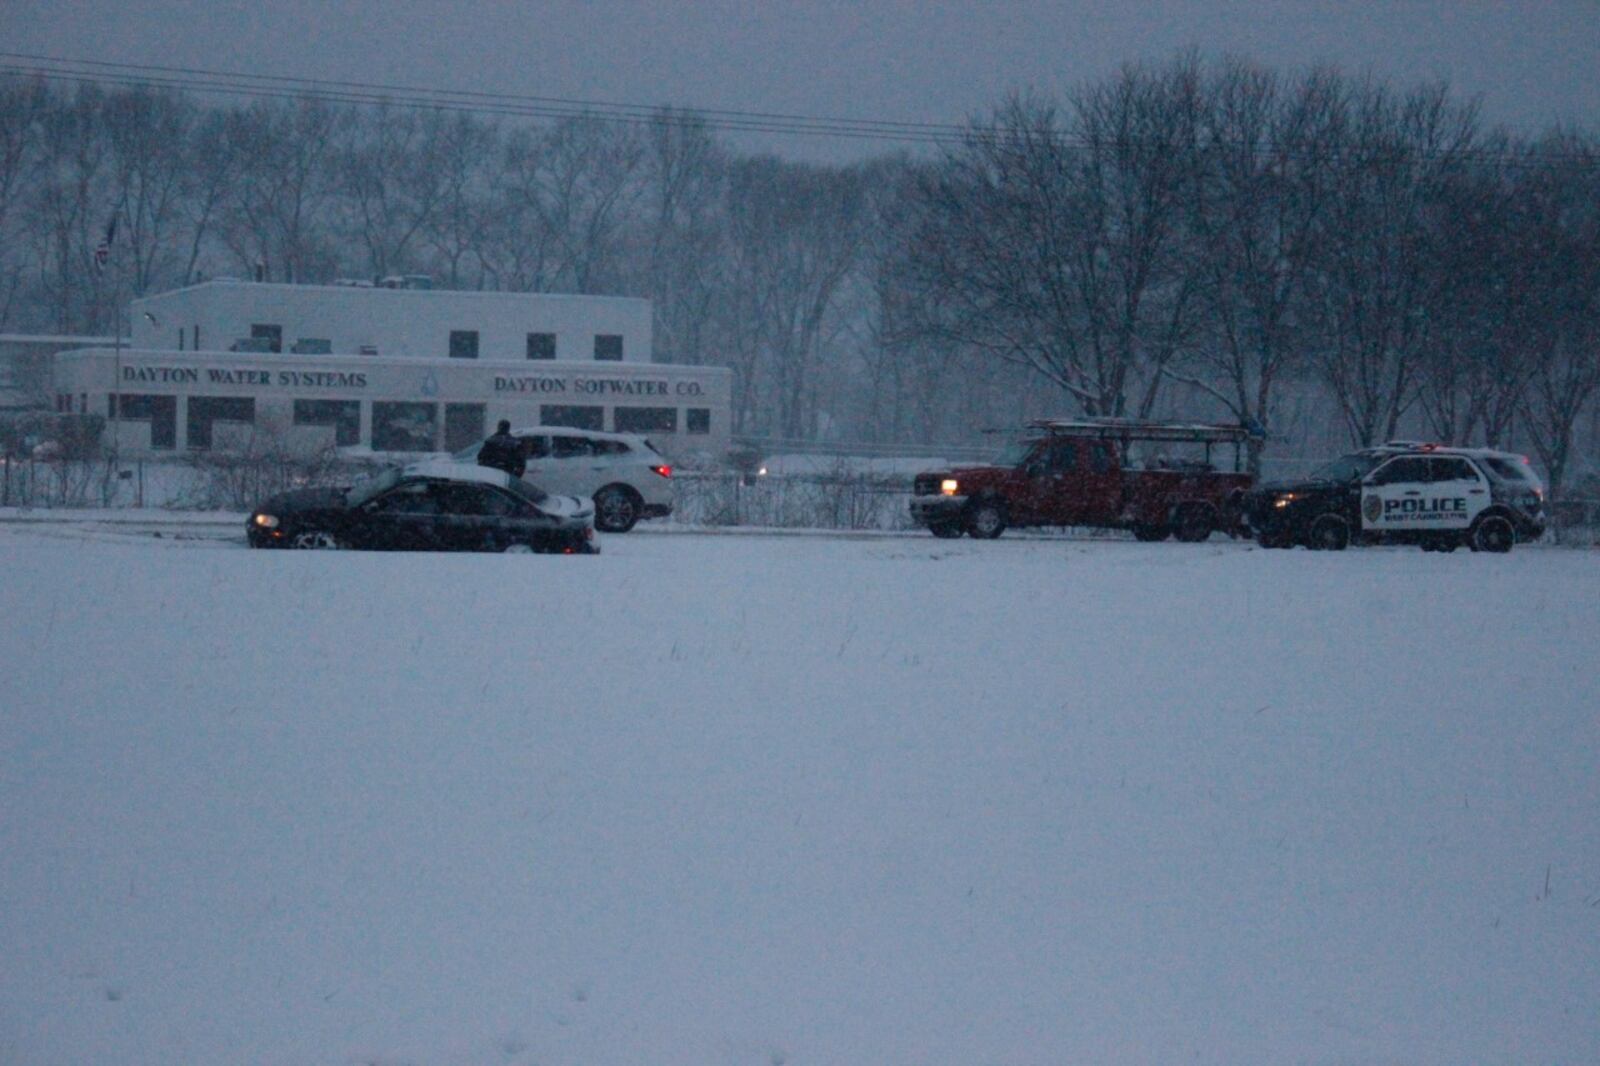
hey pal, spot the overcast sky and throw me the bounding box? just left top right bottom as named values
left=6, top=0, right=1598, bottom=162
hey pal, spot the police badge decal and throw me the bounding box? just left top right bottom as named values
left=1363, top=494, right=1384, bottom=524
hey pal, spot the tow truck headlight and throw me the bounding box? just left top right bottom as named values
left=253, top=513, right=279, bottom=529
left=1273, top=493, right=1297, bottom=509
left=940, top=478, right=959, bottom=496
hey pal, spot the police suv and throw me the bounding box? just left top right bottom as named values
left=1242, top=444, right=1546, bottom=552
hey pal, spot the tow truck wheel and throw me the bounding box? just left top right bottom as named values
left=1306, top=514, right=1350, bottom=551
left=1470, top=514, right=1515, bottom=554
left=967, top=501, right=1008, bottom=539
left=1173, top=508, right=1213, bottom=543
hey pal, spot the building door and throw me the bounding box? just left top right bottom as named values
left=444, top=403, right=486, bottom=453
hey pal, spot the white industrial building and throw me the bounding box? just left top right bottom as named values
left=49, top=279, right=731, bottom=458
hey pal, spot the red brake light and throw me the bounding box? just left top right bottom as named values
left=651, top=464, right=672, bottom=478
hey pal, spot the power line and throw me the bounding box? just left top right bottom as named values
left=0, top=51, right=973, bottom=147
left=1, top=51, right=1592, bottom=168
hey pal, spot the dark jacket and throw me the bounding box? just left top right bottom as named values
left=477, top=432, right=526, bottom=478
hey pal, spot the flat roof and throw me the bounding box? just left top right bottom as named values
left=134, top=279, right=650, bottom=306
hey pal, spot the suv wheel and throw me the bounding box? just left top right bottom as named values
left=1306, top=513, right=1350, bottom=551
left=1470, top=514, right=1515, bottom=554
left=594, top=485, right=641, bottom=533
left=967, top=500, right=1008, bottom=539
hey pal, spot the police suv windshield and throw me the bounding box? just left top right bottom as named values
left=1310, top=453, right=1382, bottom=483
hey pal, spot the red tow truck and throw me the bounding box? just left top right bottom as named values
left=908, top=419, right=1257, bottom=541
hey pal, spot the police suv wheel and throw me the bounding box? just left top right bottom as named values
left=967, top=501, right=1008, bottom=539
left=1306, top=514, right=1350, bottom=551
left=1471, top=514, right=1515, bottom=554
left=290, top=530, right=344, bottom=550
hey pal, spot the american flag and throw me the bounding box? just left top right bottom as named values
left=94, top=213, right=117, bottom=271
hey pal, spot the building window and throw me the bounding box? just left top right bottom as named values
left=372, top=402, right=438, bottom=451
left=250, top=324, right=282, bottom=353
left=113, top=394, right=178, bottom=449
left=614, top=406, right=677, bottom=433
left=686, top=408, right=711, bottom=434
left=449, top=330, right=479, bottom=360
left=187, top=396, right=255, bottom=449
left=594, top=334, right=623, bottom=361
left=540, top=404, right=603, bottom=431
left=293, top=400, right=361, bottom=447
left=527, top=332, right=556, bottom=360
left=444, top=403, right=487, bottom=453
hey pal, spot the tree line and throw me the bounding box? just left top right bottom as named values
left=2, top=55, right=1597, bottom=495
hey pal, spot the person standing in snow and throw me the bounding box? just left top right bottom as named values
left=476, top=420, right=526, bottom=478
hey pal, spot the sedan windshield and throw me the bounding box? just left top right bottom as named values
left=344, top=467, right=402, bottom=507
left=504, top=478, right=549, bottom=505
left=1309, top=453, right=1381, bottom=483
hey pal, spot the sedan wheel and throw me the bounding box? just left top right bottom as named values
left=290, top=530, right=344, bottom=550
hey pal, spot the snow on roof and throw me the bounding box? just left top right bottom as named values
left=400, top=460, right=516, bottom=487
left=1028, top=418, right=1254, bottom=443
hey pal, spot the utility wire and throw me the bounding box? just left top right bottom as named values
left=2, top=51, right=1593, bottom=167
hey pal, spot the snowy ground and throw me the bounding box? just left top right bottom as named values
left=1, top=525, right=1596, bottom=1065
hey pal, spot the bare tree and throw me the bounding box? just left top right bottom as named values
left=500, top=115, right=644, bottom=293
left=1168, top=61, right=1343, bottom=473
left=217, top=96, right=346, bottom=283
left=1519, top=131, right=1600, bottom=502
left=1305, top=81, right=1480, bottom=446
left=0, top=77, right=52, bottom=329
left=903, top=57, right=1206, bottom=419
left=723, top=157, right=866, bottom=437
left=339, top=103, right=454, bottom=278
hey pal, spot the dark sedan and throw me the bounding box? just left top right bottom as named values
left=247, top=462, right=598, bottom=553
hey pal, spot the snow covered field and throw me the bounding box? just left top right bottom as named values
left=2, top=525, right=1596, bottom=1065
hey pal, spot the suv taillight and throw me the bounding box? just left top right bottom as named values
left=651, top=464, right=672, bottom=478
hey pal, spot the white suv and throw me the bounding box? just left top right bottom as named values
left=452, top=427, right=674, bottom=533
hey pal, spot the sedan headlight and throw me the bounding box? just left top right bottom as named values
left=941, top=478, right=959, bottom=496
left=253, top=513, right=280, bottom=529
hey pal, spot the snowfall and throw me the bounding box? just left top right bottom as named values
left=1, top=515, right=1596, bottom=1065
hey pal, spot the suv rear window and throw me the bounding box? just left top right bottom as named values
left=551, top=436, right=594, bottom=459
left=1481, top=455, right=1539, bottom=484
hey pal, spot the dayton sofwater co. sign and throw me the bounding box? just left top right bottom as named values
left=492, top=374, right=704, bottom=397
left=120, top=365, right=370, bottom=389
